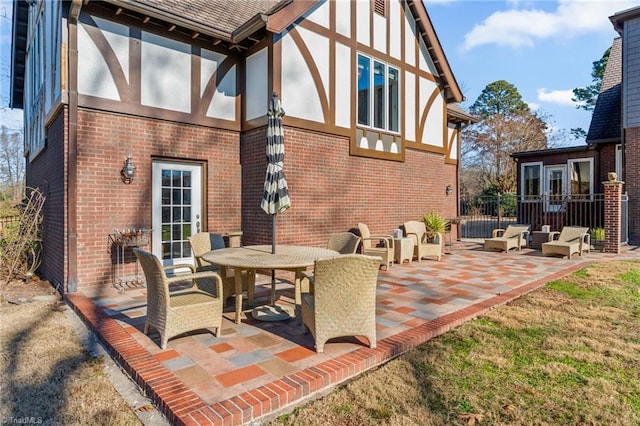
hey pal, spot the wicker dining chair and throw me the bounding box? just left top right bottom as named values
left=133, top=248, right=224, bottom=349
left=301, top=254, right=380, bottom=353
left=404, top=220, right=443, bottom=261
left=327, top=232, right=361, bottom=254
left=300, top=232, right=362, bottom=294
left=357, top=223, right=393, bottom=269
left=188, top=232, right=253, bottom=305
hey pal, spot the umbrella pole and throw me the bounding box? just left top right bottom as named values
left=271, top=214, right=276, bottom=305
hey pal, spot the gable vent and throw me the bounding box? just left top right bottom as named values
left=374, top=0, right=386, bottom=17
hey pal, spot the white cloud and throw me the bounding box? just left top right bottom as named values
left=526, top=101, right=540, bottom=111
left=537, top=88, right=579, bottom=106
left=463, top=0, right=638, bottom=51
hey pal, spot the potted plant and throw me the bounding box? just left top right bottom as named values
left=591, top=227, right=605, bottom=251
left=423, top=211, right=447, bottom=243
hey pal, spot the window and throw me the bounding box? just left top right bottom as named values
left=25, top=4, right=46, bottom=159
left=568, top=158, right=593, bottom=199
left=521, top=162, right=542, bottom=200
left=357, top=53, right=400, bottom=133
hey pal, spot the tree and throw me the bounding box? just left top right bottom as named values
left=470, top=80, right=530, bottom=117
left=462, top=81, right=548, bottom=195
left=0, top=125, right=25, bottom=203
left=572, top=47, right=610, bottom=112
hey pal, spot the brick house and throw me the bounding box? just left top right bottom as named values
left=10, top=0, right=473, bottom=294
left=511, top=5, right=640, bottom=244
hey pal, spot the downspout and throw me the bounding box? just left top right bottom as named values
left=67, top=0, right=82, bottom=293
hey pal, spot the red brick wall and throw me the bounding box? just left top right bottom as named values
left=626, top=127, right=640, bottom=243
left=597, top=144, right=617, bottom=186
left=241, top=126, right=458, bottom=247
left=74, top=109, right=242, bottom=293
left=35, top=109, right=459, bottom=293
left=26, top=109, right=67, bottom=291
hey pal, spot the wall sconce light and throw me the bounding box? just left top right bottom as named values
left=445, top=184, right=454, bottom=196
left=121, top=155, right=136, bottom=184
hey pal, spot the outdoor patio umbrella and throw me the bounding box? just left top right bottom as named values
left=255, top=92, right=291, bottom=320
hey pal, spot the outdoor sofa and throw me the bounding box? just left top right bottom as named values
left=484, top=224, right=530, bottom=253
left=541, top=226, right=590, bottom=259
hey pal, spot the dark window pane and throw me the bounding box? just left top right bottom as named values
left=183, top=188, right=191, bottom=204
left=173, top=207, right=182, bottom=222
left=162, top=207, right=171, bottom=223
left=373, top=61, right=385, bottom=129
left=172, top=224, right=181, bottom=240
left=172, top=170, right=181, bottom=187
left=162, top=188, right=171, bottom=205
left=172, top=242, right=181, bottom=258
left=183, top=242, right=191, bottom=257
left=388, top=67, right=399, bottom=132
left=172, top=189, right=181, bottom=204
left=162, top=169, right=171, bottom=186
left=183, top=207, right=191, bottom=221
left=183, top=171, right=191, bottom=187
left=162, top=242, right=171, bottom=259
left=357, top=55, right=370, bottom=126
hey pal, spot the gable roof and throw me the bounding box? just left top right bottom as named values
left=11, top=0, right=463, bottom=107
left=109, top=0, right=290, bottom=41
left=586, top=37, right=621, bottom=145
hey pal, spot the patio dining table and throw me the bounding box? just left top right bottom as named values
left=202, top=245, right=338, bottom=323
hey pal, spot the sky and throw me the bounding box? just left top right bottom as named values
left=1, top=0, right=638, bottom=143
left=426, top=0, right=638, bottom=146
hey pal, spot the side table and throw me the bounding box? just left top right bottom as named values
left=393, top=237, right=413, bottom=264
left=531, top=231, right=551, bottom=249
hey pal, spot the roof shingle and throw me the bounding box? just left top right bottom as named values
left=127, top=0, right=289, bottom=37
left=586, top=37, right=622, bottom=144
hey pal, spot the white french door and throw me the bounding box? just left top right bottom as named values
left=544, top=166, right=565, bottom=212
left=151, top=161, right=203, bottom=266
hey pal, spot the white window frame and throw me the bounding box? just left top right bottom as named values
left=357, top=53, right=400, bottom=134
left=567, top=158, right=594, bottom=200
left=520, top=161, right=542, bottom=201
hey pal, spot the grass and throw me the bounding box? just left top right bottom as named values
left=0, top=300, right=141, bottom=425
left=267, top=260, right=640, bottom=425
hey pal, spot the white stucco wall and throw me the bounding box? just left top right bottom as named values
left=245, top=48, right=268, bottom=120
left=141, top=32, right=191, bottom=113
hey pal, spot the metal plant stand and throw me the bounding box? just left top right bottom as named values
left=108, top=228, right=152, bottom=292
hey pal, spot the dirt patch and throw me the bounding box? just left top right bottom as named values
left=1, top=276, right=61, bottom=304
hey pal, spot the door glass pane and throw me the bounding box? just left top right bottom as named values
left=549, top=169, right=563, bottom=208
left=160, top=167, right=194, bottom=262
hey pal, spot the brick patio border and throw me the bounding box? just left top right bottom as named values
left=65, top=260, right=590, bottom=425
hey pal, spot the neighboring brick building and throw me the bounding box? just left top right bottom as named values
left=10, top=0, right=473, bottom=293
left=512, top=5, right=640, bottom=244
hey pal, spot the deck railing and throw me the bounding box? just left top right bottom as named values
left=459, top=193, right=628, bottom=243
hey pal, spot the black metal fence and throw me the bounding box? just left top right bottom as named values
left=459, top=193, right=629, bottom=243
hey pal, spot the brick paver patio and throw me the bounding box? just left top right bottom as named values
left=65, top=241, right=639, bottom=425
